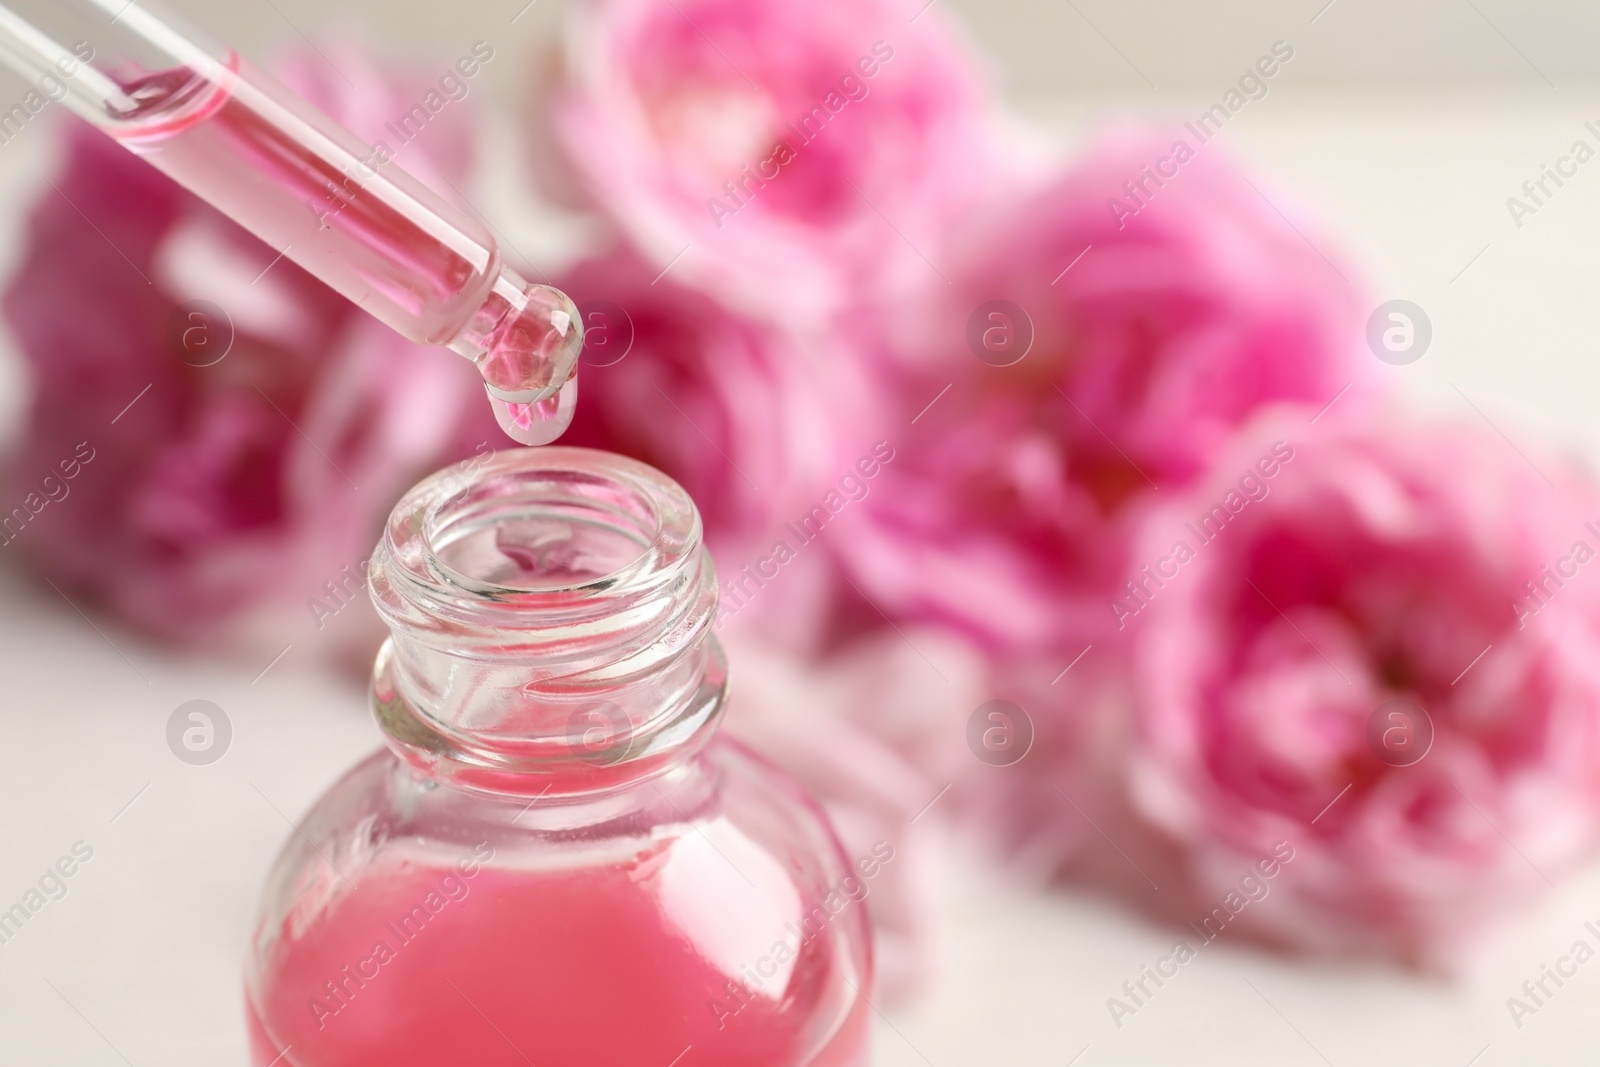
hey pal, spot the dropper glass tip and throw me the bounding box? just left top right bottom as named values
left=476, top=284, right=583, bottom=401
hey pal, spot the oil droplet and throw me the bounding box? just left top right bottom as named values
left=490, top=377, right=579, bottom=446
left=477, top=285, right=583, bottom=447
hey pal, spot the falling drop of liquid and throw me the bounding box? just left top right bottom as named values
left=490, top=377, right=579, bottom=446
left=476, top=284, right=584, bottom=447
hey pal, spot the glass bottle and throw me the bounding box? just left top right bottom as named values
left=243, top=447, right=873, bottom=1066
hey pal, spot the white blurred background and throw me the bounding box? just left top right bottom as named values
left=164, top=0, right=1600, bottom=91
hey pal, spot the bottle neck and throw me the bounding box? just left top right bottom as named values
left=367, top=447, right=724, bottom=797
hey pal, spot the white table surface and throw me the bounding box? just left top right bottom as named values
left=7, top=87, right=1600, bottom=1065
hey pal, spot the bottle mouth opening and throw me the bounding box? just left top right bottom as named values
left=374, top=446, right=705, bottom=629
left=366, top=447, right=723, bottom=793
left=427, top=461, right=658, bottom=595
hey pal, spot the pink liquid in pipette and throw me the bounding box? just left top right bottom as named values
left=245, top=844, right=869, bottom=1066
left=104, top=55, right=578, bottom=444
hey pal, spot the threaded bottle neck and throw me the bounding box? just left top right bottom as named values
left=367, top=447, right=724, bottom=795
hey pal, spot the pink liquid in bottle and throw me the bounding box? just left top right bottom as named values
left=246, top=828, right=869, bottom=1067
left=244, top=444, right=874, bottom=1063
left=103, top=53, right=579, bottom=443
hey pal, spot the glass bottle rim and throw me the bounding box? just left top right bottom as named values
left=371, top=445, right=711, bottom=643
left=366, top=446, right=724, bottom=793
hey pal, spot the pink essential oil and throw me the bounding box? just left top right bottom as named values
left=244, top=448, right=872, bottom=1065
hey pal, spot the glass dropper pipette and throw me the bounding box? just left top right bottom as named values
left=0, top=0, right=582, bottom=445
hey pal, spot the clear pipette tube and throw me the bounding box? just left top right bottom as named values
left=0, top=0, right=582, bottom=444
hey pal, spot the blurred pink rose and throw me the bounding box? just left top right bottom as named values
left=1125, top=418, right=1600, bottom=968
left=1, top=46, right=494, bottom=656
left=722, top=627, right=988, bottom=1000
left=544, top=0, right=1021, bottom=321
left=556, top=245, right=880, bottom=645
left=838, top=130, right=1372, bottom=654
